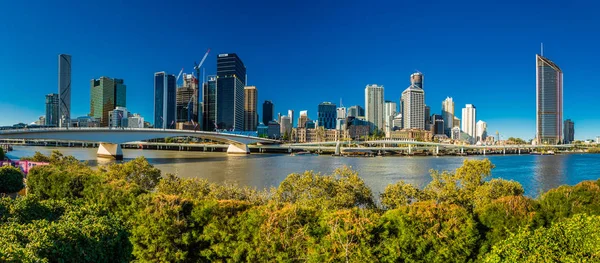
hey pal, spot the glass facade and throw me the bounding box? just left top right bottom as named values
left=154, top=72, right=176, bottom=129
left=114, top=79, right=126, bottom=108
left=216, top=53, right=246, bottom=131
left=262, top=100, right=274, bottom=125
left=203, top=76, right=217, bottom=131
left=45, top=93, right=59, bottom=126
left=318, top=102, right=337, bottom=129
left=536, top=55, right=563, bottom=144
left=58, top=54, right=71, bottom=127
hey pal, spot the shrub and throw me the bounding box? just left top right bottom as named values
left=0, top=166, right=24, bottom=194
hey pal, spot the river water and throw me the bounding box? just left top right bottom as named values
left=7, top=146, right=600, bottom=197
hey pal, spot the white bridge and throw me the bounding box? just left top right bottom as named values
left=0, top=128, right=279, bottom=159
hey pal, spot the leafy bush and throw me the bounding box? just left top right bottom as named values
left=0, top=166, right=24, bottom=194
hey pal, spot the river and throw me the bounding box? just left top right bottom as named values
left=7, top=146, right=600, bottom=197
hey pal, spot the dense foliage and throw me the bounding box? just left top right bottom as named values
left=0, top=147, right=5, bottom=160
left=0, top=166, right=24, bottom=194
left=1, top=154, right=600, bottom=262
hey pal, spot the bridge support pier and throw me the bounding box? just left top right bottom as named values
left=436, top=146, right=439, bottom=155
left=227, top=144, right=250, bottom=154
left=97, top=143, right=123, bottom=160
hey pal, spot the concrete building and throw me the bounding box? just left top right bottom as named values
left=216, top=53, right=246, bottom=131
left=280, top=116, right=292, bottom=138
left=108, top=107, right=129, bottom=128
left=563, top=119, right=574, bottom=144
left=71, top=116, right=99, bottom=128
left=389, top=129, right=432, bottom=142
left=337, top=107, right=347, bottom=119
left=35, top=116, right=46, bottom=126
left=244, top=86, right=258, bottom=131
left=45, top=93, right=59, bottom=127
left=90, top=77, right=126, bottom=127
left=154, top=72, right=177, bottom=129
left=442, top=97, right=454, bottom=135
left=267, top=121, right=281, bottom=139
left=536, top=52, right=563, bottom=145
left=392, top=114, right=403, bottom=130
left=451, top=126, right=461, bottom=140
left=318, top=102, right=337, bottom=129
left=262, top=100, right=274, bottom=126
left=461, top=104, right=476, bottom=141
left=176, top=74, right=198, bottom=123
left=453, top=116, right=460, bottom=129
left=365, top=84, right=384, bottom=131
left=384, top=100, right=397, bottom=137
left=347, top=105, right=365, bottom=118
left=476, top=120, right=487, bottom=142
left=58, top=54, right=71, bottom=127
left=401, top=73, right=425, bottom=130
left=128, top=113, right=144, bottom=128
left=288, top=110, right=294, bottom=128
left=298, top=110, right=309, bottom=128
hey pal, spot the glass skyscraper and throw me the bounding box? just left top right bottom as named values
left=154, top=72, right=177, bottom=129
left=216, top=53, right=246, bottom=131
left=45, top=93, right=59, bottom=127
left=58, top=54, right=71, bottom=127
left=262, top=100, right=274, bottom=125
left=90, top=77, right=126, bottom=127
left=536, top=54, right=563, bottom=144
left=318, top=102, right=337, bottom=129
left=203, top=76, right=218, bottom=131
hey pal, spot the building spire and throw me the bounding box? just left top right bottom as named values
left=541, top=42, right=544, bottom=56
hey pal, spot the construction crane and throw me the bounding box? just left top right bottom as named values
left=183, top=49, right=211, bottom=123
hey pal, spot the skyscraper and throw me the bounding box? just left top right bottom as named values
left=347, top=105, right=364, bottom=118
left=176, top=73, right=198, bottom=123
left=461, top=104, right=476, bottom=140
left=536, top=52, right=563, bottom=145
left=262, top=100, right=274, bottom=125
left=90, top=77, right=126, bottom=127
left=401, top=73, right=425, bottom=129
left=384, top=101, right=397, bottom=136
left=424, top=105, right=431, bottom=130
left=365, top=84, right=384, bottom=131
left=288, top=109, right=294, bottom=128
left=58, top=54, right=71, bottom=127
left=298, top=110, right=308, bottom=128
left=476, top=120, right=487, bottom=142
left=114, top=78, right=126, bottom=108
left=244, top=86, right=258, bottom=131
left=45, top=93, right=59, bottom=127
left=318, top=102, right=337, bottom=129
left=442, top=97, right=454, bottom=134
left=203, top=76, right=217, bottom=131
left=154, top=72, right=177, bottom=129
left=216, top=53, right=246, bottom=131
left=564, top=119, right=574, bottom=144
left=432, top=114, right=445, bottom=135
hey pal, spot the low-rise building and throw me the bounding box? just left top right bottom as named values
left=390, top=129, right=433, bottom=142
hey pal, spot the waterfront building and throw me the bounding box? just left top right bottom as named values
left=280, top=116, right=292, bottom=138
left=71, top=116, right=100, bottom=128
left=347, top=105, right=365, bottom=118
left=384, top=100, right=397, bottom=137
left=305, top=120, right=316, bottom=129
left=442, top=97, right=454, bottom=135
left=336, top=106, right=347, bottom=129
left=424, top=105, right=431, bottom=131
left=453, top=116, right=460, bottom=128
left=202, top=76, right=217, bottom=131
left=564, top=119, right=574, bottom=144
left=451, top=126, right=461, bottom=140
left=536, top=52, right=563, bottom=145
left=128, top=113, right=144, bottom=128
left=461, top=104, right=476, bottom=141
left=257, top=123, right=268, bottom=137
left=288, top=110, right=294, bottom=128
left=262, top=100, right=274, bottom=126
left=476, top=120, right=487, bottom=142
left=298, top=110, right=308, bottom=128
left=34, top=116, right=45, bottom=126
left=154, top=72, right=177, bottom=129
left=108, top=107, right=129, bottom=128
left=389, top=129, right=432, bottom=142
left=267, top=121, right=281, bottom=139
left=58, top=54, right=71, bottom=127
left=318, top=102, right=337, bottom=129
left=365, top=84, right=384, bottom=131
left=433, top=114, right=445, bottom=135
left=176, top=74, right=198, bottom=123
left=45, top=93, right=59, bottom=127
left=90, top=77, right=126, bottom=127
left=244, top=86, right=258, bottom=131
left=392, top=114, right=403, bottom=130
left=216, top=53, right=246, bottom=131
left=401, top=73, right=425, bottom=130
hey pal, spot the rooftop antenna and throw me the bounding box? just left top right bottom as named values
left=541, top=42, right=544, bottom=56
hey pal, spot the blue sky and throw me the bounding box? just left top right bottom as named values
left=0, top=0, right=598, bottom=140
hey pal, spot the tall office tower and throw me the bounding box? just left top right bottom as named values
left=347, top=105, right=364, bottom=118
left=432, top=114, right=445, bottom=135
left=216, top=53, right=246, bottom=131
left=244, top=86, right=258, bottom=131
left=318, top=102, right=337, bottom=129
left=280, top=116, right=292, bottom=137
left=114, top=78, right=126, bottom=108
left=461, top=104, right=476, bottom=140
left=384, top=100, right=397, bottom=136
left=154, top=72, right=177, bottom=129
left=298, top=110, right=308, bottom=128
left=337, top=107, right=347, bottom=119
left=262, top=100, right=274, bottom=125
left=58, top=54, right=71, bottom=127
left=401, top=73, right=425, bottom=129
left=424, top=105, right=431, bottom=130
left=563, top=119, right=574, bottom=144
left=288, top=110, right=294, bottom=127
left=176, top=73, right=198, bottom=123
left=476, top=120, right=487, bottom=142
left=90, top=77, right=126, bottom=127
left=365, top=84, right=384, bottom=131
left=453, top=116, right=460, bottom=128
left=203, top=76, right=217, bottom=131
left=45, top=93, right=59, bottom=126
left=536, top=51, right=563, bottom=144
left=442, top=97, right=454, bottom=134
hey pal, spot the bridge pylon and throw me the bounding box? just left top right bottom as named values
left=227, top=143, right=250, bottom=154
left=97, top=143, right=123, bottom=160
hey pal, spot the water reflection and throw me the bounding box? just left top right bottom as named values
left=534, top=155, right=567, bottom=195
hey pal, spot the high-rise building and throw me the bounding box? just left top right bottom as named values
left=154, top=72, right=177, bottom=129
left=298, top=110, right=308, bottom=128
left=114, top=78, right=126, bottom=108
left=128, top=113, right=144, bottom=128
left=203, top=76, right=217, bottom=131
left=536, top=52, right=563, bottom=145
left=288, top=110, right=295, bottom=128
left=461, top=104, right=476, bottom=140
left=563, top=119, right=574, bottom=144
left=280, top=116, right=292, bottom=137
left=384, top=100, right=397, bottom=137
left=442, top=97, right=454, bottom=134
left=216, top=53, right=246, bottom=131
left=476, top=120, right=487, bottom=142
left=58, top=54, right=71, bottom=127
left=402, top=73, right=425, bottom=129
left=365, top=84, right=384, bottom=131
left=432, top=114, right=445, bottom=135
left=244, top=86, right=258, bottom=131
left=90, top=77, right=123, bottom=127
left=347, top=105, right=364, bottom=118
left=45, top=93, right=59, bottom=127
left=424, top=105, right=431, bottom=130
left=453, top=116, right=460, bottom=128
left=318, top=102, right=337, bottom=129
left=108, top=107, right=129, bottom=128
left=262, top=100, right=274, bottom=125
left=336, top=107, right=347, bottom=119
left=176, top=73, right=198, bottom=123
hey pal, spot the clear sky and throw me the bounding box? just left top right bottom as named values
left=0, top=0, right=598, bottom=140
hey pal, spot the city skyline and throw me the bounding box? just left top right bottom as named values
left=1, top=1, right=599, bottom=140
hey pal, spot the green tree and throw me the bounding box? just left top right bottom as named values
left=380, top=180, right=423, bottom=209
left=27, top=164, right=97, bottom=200
left=538, top=181, right=600, bottom=224
left=20, top=151, right=51, bottom=162
left=0, top=147, right=5, bottom=160
left=102, top=156, right=162, bottom=191
left=0, top=166, right=24, bottom=194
